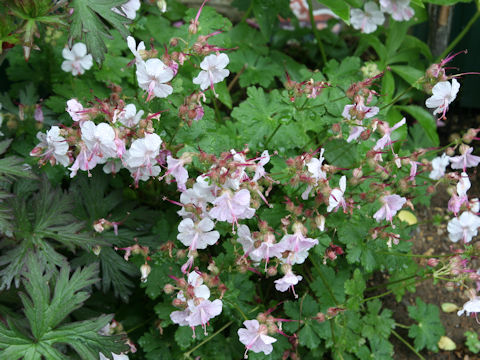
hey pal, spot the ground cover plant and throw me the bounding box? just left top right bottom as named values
left=1, top=0, right=480, bottom=359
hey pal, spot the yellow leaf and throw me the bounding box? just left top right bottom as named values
left=438, top=336, right=456, bottom=351
left=398, top=210, right=417, bottom=225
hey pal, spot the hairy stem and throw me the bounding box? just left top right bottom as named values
left=184, top=321, right=233, bottom=358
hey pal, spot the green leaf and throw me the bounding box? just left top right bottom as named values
left=390, top=65, right=424, bottom=89
left=422, top=0, right=472, bottom=4
left=175, top=326, right=194, bottom=350
left=69, top=0, right=131, bottom=64
left=386, top=21, right=409, bottom=59
left=465, top=331, right=480, bottom=354
left=252, top=0, right=290, bottom=40
left=0, top=257, right=127, bottom=359
left=318, top=0, right=350, bottom=21
left=344, top=269, right=365, bottom=311
left=407, top=297, right=445, bottom=351
left=323, top=140, right=358, bottom=168
left=396, top=105, right=439, bottom=146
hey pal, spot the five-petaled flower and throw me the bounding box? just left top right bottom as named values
left=350, top=2, right=385, bottom=34
left=238, top=319, right=277, bottom=357
left=61, top=43, right=93, bottom=76
left=193, top=53, right=230, bottom=94
left=425, top=79, right=460, bottom=120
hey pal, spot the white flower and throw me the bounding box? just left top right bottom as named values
left=99, top=353, right=129, bottom=360
left=429, top=153, right=450, bottom=180
left=237, top=224, right=262, bottom=262
left=274, top=270, right=303, bottom=297
left=327, top=176, right=347, bottom=212
left=113, top=0, right=141, bottom=19
left=350, top=2, right=385, bottom=34
left=193, top=53, right=230, bottom=91
left=31, top=126, right=70, bottom=166
left=125, top=133, right=162, bottom=169
left=61, top=43, right=93, bottom=76
left=425, top=79, right=460, bottom=118
left=380, top=0, right=414, bottom=21
left=118, top=104, right=144, bottom=128
left=177, top=217, right=220, bottom=251
left=177, top=271, right=211, bottom=301
left=447, top=211, right=480, bottom=243
left=127, top=36, right=146, bottom=64
left=81, top=121, right=117, bottom=163
left=306, top=148, right=327, bottom=181
left=457, top=297, right=480, bottom=317
left=136, top=59, right=174, bottom=101
left=66, top=99, right=88, bottom=122
left=457, top=172, right=471, bottom=198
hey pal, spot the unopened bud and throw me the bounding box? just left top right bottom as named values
left=164, top=283, right=175, bottom=294
left=140, top=263, right=151, bottom=282
left=331, top=123, right=341, bottom=133
left=257, top=312, right=267, bottom=323
left=427, top=258, right=439, bottom=267
left=92, top=245, right=101, bottom=256
left=266, top=266, right=277, bottom=277
left=172, top=298, right=184, bottom=307
left=314, top=312, right=325, bottom=322
left=459, top=144, right=470, bottom=155
left=207, top=262, right=219, bottom=275
left=188, top=21, right=198, bottom=34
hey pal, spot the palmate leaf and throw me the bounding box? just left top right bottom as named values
left=407, top=297, right=445, bottom=351
left=0, top=257, right=127, bottom=360
left=0, top=178, right=100, bottom=290
left=69, top=0, right=131, bottom=64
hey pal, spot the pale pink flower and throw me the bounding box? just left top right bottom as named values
left=31, top=126, right=70, bottom=166
left=128, top=164, right=161, bottom=184
left=277, top=230, right=318, bottom=265
left=185, top=298, right=222, bottom=335
left=252, top=150, right=270, bottom=182
left=343, top=101, right=379, bottom=142
left=250, top=234, right=284, bottom=269
left=178, top=176, right=216, bottom=218
left=34, top=104, right=44, bottom=122
left=238, top=319, right=277, bottom=357
left=449, top=146, right=480, bottom=171
left=170, top=308, right=190, bottom=326
left=327, top=176, right=347, bottom=213
left=373, top=194, right=406, bottom=223
left=274, top=270, right=303, bottom=297
left=193, top=53, right=230, bottom=92
left=176, top=271, right=211, bottom=301
left=457, top=297, right=480, bottom=318
left=429, top=153, right=450, bottom=180
left=61, top=43, right=93, bottom=76
left=425, top=79, right=460, bottom=119
left=373, top=118, right=406, bottom=151
left=209, top=189, right=255, bottom=225
left=447, top=211, right=480, bottom=243
left=69, top=144, right=97, bottom=178
left=118, top=104, right=144, bottom=128
left=66, top=99, right=88, bottom=123
left=350, top=2, right=385, bottom=34
left=166, top=156, right=189, bottom=191
left=136, top=59, right=174, bottom=101
left=380, top=0, right=414, bottom=21
left=103, top=159, right=122, bottom=175
left=457, top=172, right=471, bottom=197
left=237, top=224, right=262, bottom=262
left=177, top=218, right=220, bottom=252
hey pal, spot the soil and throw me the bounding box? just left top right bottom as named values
left=387, top=125, right=480, bottom=359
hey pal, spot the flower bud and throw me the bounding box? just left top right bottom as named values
left=140, top=263, right=151, bottom=282
left=92, top=245, right=101, bottom=256
left=172, top=298, right=184, bottom=307
left=266, top=266, right=277, bottom=277
left=164, top=283, right=175, bottom=294
left=331, top=123, right=341, bottom=133
left=314, top=312, right=325, bottom=323
left=427, top=258, right=439, bottom=267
